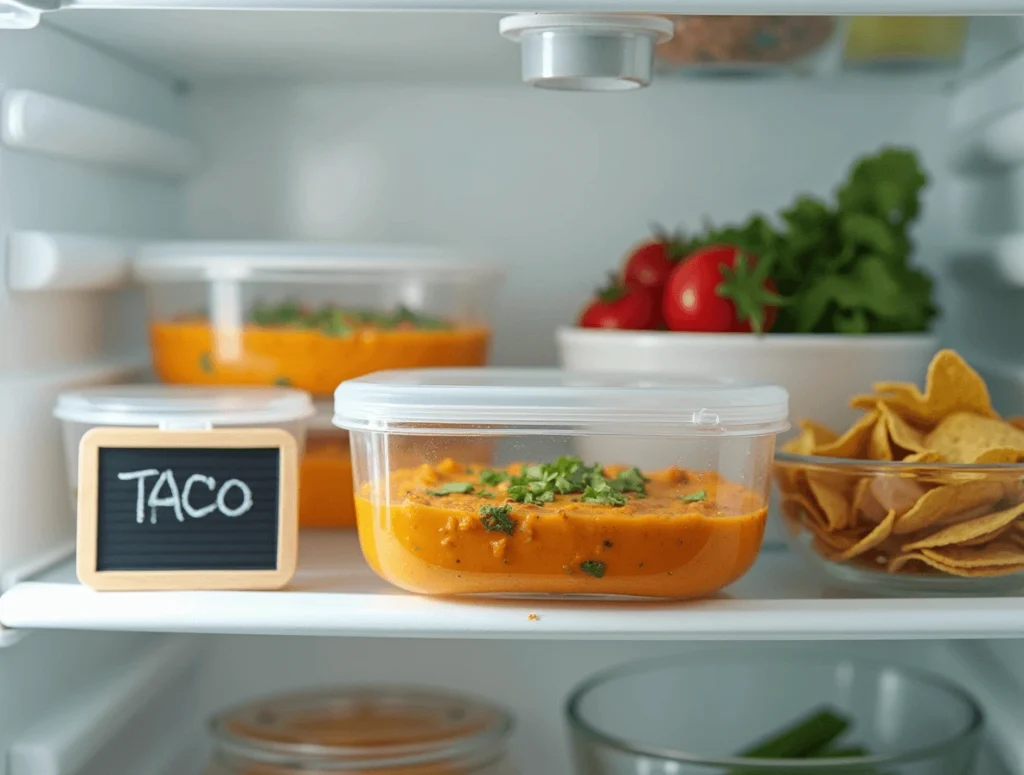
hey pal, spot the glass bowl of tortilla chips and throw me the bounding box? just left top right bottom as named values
left=775, top=349, right=1024, bottom=594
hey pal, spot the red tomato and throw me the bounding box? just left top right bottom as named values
left=579, top=278, right=659, bottom=330
left=662, top=245, right=780, bottom=334
left=622, top=240, right=679, bottom=292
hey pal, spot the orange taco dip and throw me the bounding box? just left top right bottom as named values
left=355, top=457, right=768, bottom=598
left=151, top=304, right=490, bottom=396
left=134, top=246, right=503, bottom=397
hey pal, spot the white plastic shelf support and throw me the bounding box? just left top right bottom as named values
left=948, top=235, right=1024, bottom=287
left=5, top=534, right=1024, bottom=640
left=6, top=231, right=133, bottom=291
left=8, top=638, right=202, bottom=775
left=949, top=106, right=1024, bottom=174
left=1, top=90, right=198, bottom=177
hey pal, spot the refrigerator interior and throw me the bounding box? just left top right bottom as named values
left=1, top=9, right=1024, bottom=775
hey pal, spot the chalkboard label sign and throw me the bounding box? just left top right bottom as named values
left=76, top=428, right=298, bottom=591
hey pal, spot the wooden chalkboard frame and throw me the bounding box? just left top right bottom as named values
left=76, top=427, right=299, bottom=591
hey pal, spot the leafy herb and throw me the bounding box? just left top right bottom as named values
left=198, top=352, right=213, bottom=374
left=427, top=482, right=475, bottom=496
left=247, top=302, right=452, bottom=334
left=580, top=560, right=606, bottom=578
left=611, top=467, right=649, bottom=496
left=274, top=376, right=292, bottom=387
left=581, top=479, right=627, bottom=506
left=680, top=148, right=936, bottom=335
left=479, top=505, right=516, bottom=535
left=506, top=456, right=636, bottom=507
left=478, top=489, right=494, bottom=499
left=681, top=489, right=707, bottom=503
left=479, top=469, right=509, bottom=486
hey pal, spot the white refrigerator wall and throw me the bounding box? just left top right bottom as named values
left=184, top=80, right=951, bottom=367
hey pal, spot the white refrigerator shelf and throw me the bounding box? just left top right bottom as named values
left=3, top=532, right=1024, bottom=640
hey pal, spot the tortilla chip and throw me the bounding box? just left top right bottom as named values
left=958, top=525, right=1012, bottom=547
left=869, top=476, right=928, bottom=519
left=868, top=414, right=894, bottom=460
left=781, top=419, right=838, bottom=455
left=892, top=480, right=1004, bottom=535
left=920, top=541, right=1024, bottom=569
left=852, top=477, right=887, bottom=523
left=924, top=413, right=1024, bottom=463
left=879, top=403, right=929, bottom=454
left=901, top=499, right=1024, bottom=550
left=829, top=510, right=896, bottom=562
left=806, top=476, right=852, bottom=530
left=814, top=411, right=879, bottom=459
left=902, top=450, right=945, bottom=463
left=972, top=447, right=1024, bottom=464
left=780, top=492, right=828, bottom=532
left=869, top=350, right=997, bottom=426
left=1010, top=417, right=1024, bottom=432
left=888, top=552, right=1024, bottom=577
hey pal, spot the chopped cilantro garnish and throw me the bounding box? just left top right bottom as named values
left=479, top=505, right=516, bottom=535
left=612, top=467, right=648, bottom=496
left=427, top=482, right=474, bottom=496
left=681, top=488, right=708, bottom=503
left=506, top=456, right=633, bottom=506
left=198, top=352, right=213, bottom=374
left=274, top=376, right=292, bottom=387
left=580, top=560, right=606, bottom=578
left=478, top=489, right=494, bottom=499
left=581, top=480, right=627, bottom=507
left=479, top=469, right=509, bottom=486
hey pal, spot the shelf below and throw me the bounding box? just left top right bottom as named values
left=4, top=532, right=1024, bottom=640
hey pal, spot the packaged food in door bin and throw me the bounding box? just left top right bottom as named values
left=206, top=687, right=518, bottom=774
left=334, top=368, right=789, bottom=598
left=134, top=242, right=504, bottom=397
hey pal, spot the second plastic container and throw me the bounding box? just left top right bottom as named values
left=54, top=385, right=314, bottom=511
left=134, top=243, right=504, bottom=397
left=334, top=368, right=789, bottom=598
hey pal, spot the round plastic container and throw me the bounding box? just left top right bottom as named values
left=334, top=368, right=789, bottom=598
left=134, top=243, right=504, bottom=398
left=54, top=385, right=314, bottom=510
left=567, top=652, right=982, bottom=774
left=299, top=402, right=356, bottom=529
left=205, top=687, right=517, bottom=775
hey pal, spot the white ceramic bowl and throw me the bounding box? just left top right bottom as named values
left=557, top=328, right=938, bottom=437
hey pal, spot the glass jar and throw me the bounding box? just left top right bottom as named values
left=206, top=687, right=517, bottom=775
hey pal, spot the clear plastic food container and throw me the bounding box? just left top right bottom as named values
left=134, top=243, right=504, bottom=398
left=205, top=687, right=517, bottom=775
left=54, top=385, right=314, bottom=511
left=299, top=402, right=356, bottom=529
left=334, top=369, right=789, bottom=598
left=568, top=652, right=982, bottom=774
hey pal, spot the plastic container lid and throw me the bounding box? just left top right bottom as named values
left=133, top=242, right=503, bottom=284
left=333, top=368, right=789, bottom=436
left=55, top=385, right=315, bottom=428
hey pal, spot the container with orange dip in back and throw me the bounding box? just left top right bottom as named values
left=300, top=402, right=357, bottom=528
left=133, top=243, right=504, bottom=398
left=205, top=687, right=517, bottom=775
left=333, top=368, right=790, bottom=599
